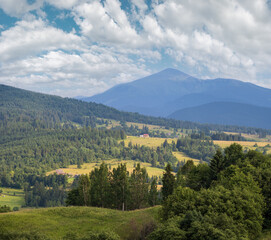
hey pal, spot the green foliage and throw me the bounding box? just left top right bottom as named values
left=161, top=164, right=175, bottom=201
left=211, top=132, right=245, bottom=141
left=0, top=204, right=11, bottom=213
left=210, top=149, right=225, bottom=181
left=67, top=163, right=156, bottom=210
left=152, top=144, right=270, bottom=240
left=175, top=137, right=219, bottom=163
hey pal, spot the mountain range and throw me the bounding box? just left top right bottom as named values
left=81, top=68, right=271, bottom=129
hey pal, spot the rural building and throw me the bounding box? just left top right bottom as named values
left=140, top=134, right=149, bottom=138
left=56, top=169, right=65, bottom=175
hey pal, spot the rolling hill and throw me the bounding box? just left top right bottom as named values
left=82, top=68, right=271, bottom=129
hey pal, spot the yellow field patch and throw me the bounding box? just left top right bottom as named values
left=213, top=140, right=270, bottom=148
left=172, top=152, right=200, bottom=165
left=47, top=159, right=165, bottom=178
left=123, top=136, right=177, bottom=148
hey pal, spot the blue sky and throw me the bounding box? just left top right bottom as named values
left=0, top=0, right=271, bottom=97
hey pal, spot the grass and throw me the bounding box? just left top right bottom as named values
left=172, top=152, right=200, bottom=165
left=0, top=206, right=161, bottom=240
left=214, top=140, right=270, bottom=148
left=0, top=188, right=25, bottom=209
left=123, top=136, right=177, bottom=148
left=47, top=159, right=165, bottom=178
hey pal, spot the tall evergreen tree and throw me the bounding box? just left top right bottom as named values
left=148, top=178, right=158, bottom=206
left=78, top=174, right=91, bottom=206
left=129, top=163, right=149, bottom=209
left=90, top=162, right=110, bottom=208
left=210, top=149, right=225, bottom=180
left=110, top=163, right=129, bottom=210
left=162, top=163, right=175, bottom=201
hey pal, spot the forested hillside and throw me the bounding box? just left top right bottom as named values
left=1, top=84, right=270, bottom=136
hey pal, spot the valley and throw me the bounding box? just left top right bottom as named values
left=1, top=83, right=271, bottom=239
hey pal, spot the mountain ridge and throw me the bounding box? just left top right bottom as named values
left=80, top=68, right=271, bottom=128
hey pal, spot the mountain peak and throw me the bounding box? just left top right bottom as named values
left=158, top=68, right=189, bottom=77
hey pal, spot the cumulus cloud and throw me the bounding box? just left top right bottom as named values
left=73, top=0, right=144, bottom=48
left=0, top=47, right=150, bottom=97
left=1, top=0, right=271, bottom=96
left=0, top=15, right=83, bottom=62
left=0, top=0, right=43, bottom=17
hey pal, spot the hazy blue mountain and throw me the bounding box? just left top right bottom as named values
left=169, top=102, right=271, bottom=129
left=83, top=68, right=271, bottom=118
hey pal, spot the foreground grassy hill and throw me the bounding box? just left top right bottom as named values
left=0, top=206, right=160, bottom=240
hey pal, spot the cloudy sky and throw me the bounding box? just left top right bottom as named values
left=1, top=0, right=271, bottom=97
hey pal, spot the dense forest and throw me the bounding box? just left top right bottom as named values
left=147, top=144, right=271, bottom=240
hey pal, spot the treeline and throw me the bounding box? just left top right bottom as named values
left=210, top=132, right=246, bottom=141
left=24, top=174, right=67, bottom=207
left=174, top=137, right=219, bottom=163
left=66, top=163, right=160, bottom=210
left=147, top=144, right=271, bottom=240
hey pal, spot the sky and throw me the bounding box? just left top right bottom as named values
left=0, top=0, right=271, bottom=97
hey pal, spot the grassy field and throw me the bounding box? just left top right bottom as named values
left=0, top=206, right=160, bottom=240
left=214, top=140, right=270, bottom=148
left=0, top=188, right=24, bottom=209
left=48, top=159, right=165, bottom=178
left=172, top=152, right=200, bottom=165
left=123, top=136, right=177, bottom=148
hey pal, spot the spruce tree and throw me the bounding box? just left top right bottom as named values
left=210, top=149, right=225, bottom=181
left=162, top=163, right=175, bottom=201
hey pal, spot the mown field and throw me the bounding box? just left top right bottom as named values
left=0, top=206, right=160, bottom=240
left=123, top=136, right=176, bottom=148
left=172, top=151, right=200, bottom=165
left=47, top=159, right=165, bottom=178
left=0, top=188, right=24, bottom=209
left=214, top=140, right=271, bottom=153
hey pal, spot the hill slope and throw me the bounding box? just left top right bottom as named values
left=0, top=84, right=200, bottom=131
left=169, top=102, right=271, bottom=129
left=0, top=206, right=160, bottom=240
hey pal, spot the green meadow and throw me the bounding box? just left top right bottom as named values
left=0, top=206, right=160, bottom=240
left=0, top=188, right=25, bottom=209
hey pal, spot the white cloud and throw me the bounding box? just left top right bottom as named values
left=0, top=16, right=83, bottom=62
left=45, top=0, right=80, bottom=9
left=0, top=0, right=43, bottom=17
left=0, top=47, right=150, bottom=97
left=1, top=0, right=271, bottom=96
left=73, top=1, right=144, bottom=48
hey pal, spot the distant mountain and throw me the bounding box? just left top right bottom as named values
left=169, top=102, right=271, bottom=129
left=81, top=68, right=271, bottom=128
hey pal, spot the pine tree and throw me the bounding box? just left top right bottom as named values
left=210, top=149, right=225, bottom=181
left=149, top=178, right=158, bottom=206
left=129, top=163, right=149, bottom=209
left=110, top=163, right=129, bottom=210
left=162, top=163, right=175, bottom=201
